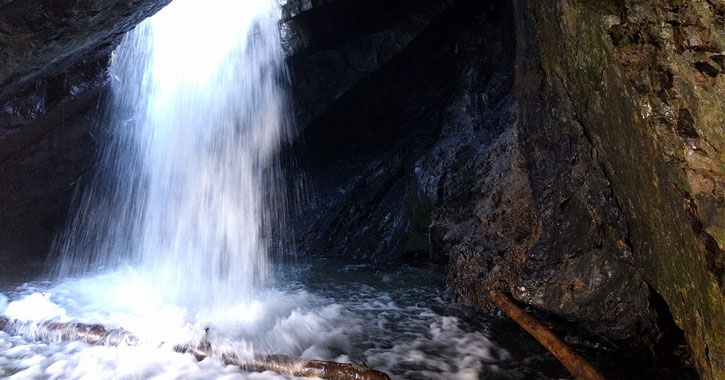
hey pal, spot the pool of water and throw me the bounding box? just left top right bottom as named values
left=0, top=258, right=570, bottom=380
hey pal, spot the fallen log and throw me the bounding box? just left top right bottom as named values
left=178, top=346, right=390, bottom=380
left=0, top=316, right=138, bottom=346
left=0, top=316, right=390, bottom=380
left=489, top=290, right=606, bottom=380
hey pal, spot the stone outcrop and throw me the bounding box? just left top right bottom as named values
left=286, top=0, right=659, bottom=368
left=281, top=0, right=455, bottom=128
left=0, top=0, right=171, bottom=99
left=0, top=0, right=170, bottom=262
left=286, top=0, right=722, bottom=376
left=515, top=0, right=725, bottom=378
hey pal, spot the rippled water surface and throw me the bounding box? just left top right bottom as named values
left=0, top=259, right=570, bottom=380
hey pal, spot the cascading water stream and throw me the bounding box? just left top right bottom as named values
left=50, top=0, right=291, bottom=315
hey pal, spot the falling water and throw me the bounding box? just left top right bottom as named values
left=50, top=0, right=291, bottom=313
left=0, top=4, right=570, bottom=377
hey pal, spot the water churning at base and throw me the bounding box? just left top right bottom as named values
left=51, top=0, right=291, bottom=313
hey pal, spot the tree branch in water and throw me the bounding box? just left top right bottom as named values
left=489, top=290, right=606, bottom=380
left=0, top=316, right=390, bottom=380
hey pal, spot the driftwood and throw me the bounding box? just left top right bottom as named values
left=0, top=316, right=139, bottom=346
left=489, top=290, right=606, bottom=380
left=0, top=316, right=390, bottom=380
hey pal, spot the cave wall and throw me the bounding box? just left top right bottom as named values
left=515, top=0, right=725, bottom=378
left=282, top=0, right=468, bottom=260
left=286, top=0, right=724, bottom=377
left=0, top=0, right=170, bottom=263
left=285, top=0, right=658, bottom=359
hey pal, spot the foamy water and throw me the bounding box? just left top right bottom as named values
left=0, top=259, right=566, bottom=380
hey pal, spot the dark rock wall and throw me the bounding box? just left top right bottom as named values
left=516, top=0, right=725, bottom=378
left=0, top=0, right=171, bottom=99
left=0, top=58, right=107, bottom=263
left=286, top=0, right=658, bottom=358
left=512, top=0, right=656, bottom=349
left=0, top=0, right=170, bottom=263
left=281, top=0, right=455, bottom=128
left=285, top=0, right=474, bottom=260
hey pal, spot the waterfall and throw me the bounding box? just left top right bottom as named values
left=50, top=0, right=291, bottom=314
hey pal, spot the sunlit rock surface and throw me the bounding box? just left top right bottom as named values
left=516, top=0, right=725, bottom=378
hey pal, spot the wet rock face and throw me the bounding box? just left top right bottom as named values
left=512, top=47, right=655, bottom=347
left=0, top=0, right=171, bottom=99
left=281, top=0, right=456, bottom=134
left=0, top=0, right=170, bottom=262
left=607, top=0, right=725, bottom=293
left=520, top=0, right=725, bottom=378
left=282, top=0, right=462, bottom=260
left=0, top=58, right=106, bottom=263
left=286, top=0, right=657, bottom=354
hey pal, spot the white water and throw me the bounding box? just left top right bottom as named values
left=51, top=0, right=290, bottom=314
left=0, top=260, right=564, bottom=380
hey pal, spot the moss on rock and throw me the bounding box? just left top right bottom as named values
left=519, top=0, right=725, bottom=377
